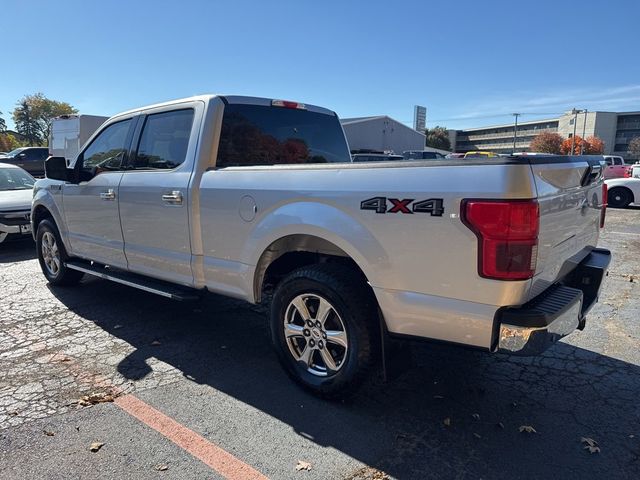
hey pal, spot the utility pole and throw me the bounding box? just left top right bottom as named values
left=580, top=109, right=588, bottom=154
left=570, top=108, right=579, bottom=155
left=512, top=113, right=520, bottom=152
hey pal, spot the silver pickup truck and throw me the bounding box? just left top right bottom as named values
left=32, top=95, right=611, bottom=396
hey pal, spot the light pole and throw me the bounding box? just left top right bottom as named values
left=570, top=108, right=579, bottom=155
left=580, top=109, right=588, bottom=154
left=512, top=113, right=520, bottom=152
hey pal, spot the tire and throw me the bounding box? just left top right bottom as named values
left=36, top=219, right=84, bottom=286
left=270, top=263, right=379, bottom=398
left=607, top=187, right=633, bottom=208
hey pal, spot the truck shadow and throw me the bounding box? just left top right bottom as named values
left=49, top=279, right=640, bottom=480
left=0, top=239, right=36, bottom=263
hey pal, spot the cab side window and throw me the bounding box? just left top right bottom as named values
left=81, top=120, right=132, bottom=175
left=132, top=109, right=194, bottom=170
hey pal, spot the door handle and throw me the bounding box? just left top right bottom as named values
left=162, top=191, right=183, bottom=205
left=100, top=189, right=116, bottom=201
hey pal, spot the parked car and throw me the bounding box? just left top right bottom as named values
left=464, top=151, right=497, bottom=158
left=603, top=155, right=627, bottom=179
left=32, top=94, right=610, bottom=397
left=0, top=147, right=49, bottom=177
left=605, top=177, right=640, bottom=208
left=402, top=150, right=446, bottom=160
left=0, top=163, right=35, bottom=244
left=352, top=153, right=404, bottom=162
left=445, top=153, right=465, bottom=159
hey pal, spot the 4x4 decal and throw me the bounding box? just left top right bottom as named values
left=360, top=197, right=444, bottom=216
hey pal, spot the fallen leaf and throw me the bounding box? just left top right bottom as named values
left=89, top=442, right=105, bottom=452
left=296, top=460, right=312, bottom=471
left=473, top=432, right=482, bottom=439
left=155, top=464, right=169, bottom=471
left=43, top=430, right=55, bottom=436
left=75, top=426, right=80, bottom=432
left=497, top=422, right=505, bottom=429
left=151, top=340, right=162, bottom=346
left=472, top=413, right=480, bottom=420
left=584, top=445, right=601, bottom=454
left=443, top=417, right=451, bottom=427
left=78, top=391, right=115, bottom=406
left=580, top=437, right=598, bottom=447
left=519, top=425, right=537, bottom=434
left=60, top=357, right=72, bottom=362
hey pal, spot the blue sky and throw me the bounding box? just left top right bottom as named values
left=2, top=0, right=639, bottom=131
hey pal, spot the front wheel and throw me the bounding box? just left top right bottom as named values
left=36, top=219, right=84, bottom=286
left=607, top=187, right=633, bottom=208
left=270, top=264, right=379, bottom=398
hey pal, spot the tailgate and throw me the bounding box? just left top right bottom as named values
left=529, top=155, right=605, bottom=299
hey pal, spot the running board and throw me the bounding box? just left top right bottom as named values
left=65, top=260, right=202, bottom=301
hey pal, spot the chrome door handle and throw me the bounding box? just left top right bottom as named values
left=100, top=189, right=116, bottom=201
left=162, top=191, right=183, bottom=205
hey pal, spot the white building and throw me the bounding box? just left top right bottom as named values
left=340, top=115, right=427, bottom=154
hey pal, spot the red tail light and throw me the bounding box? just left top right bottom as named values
left=271, top=99, right=306, bottom=109
left=462, top=200, right=539, bottom=280
left=624, top=167, right=632, bottom=178
left=600, top=183, right=607, bottom=228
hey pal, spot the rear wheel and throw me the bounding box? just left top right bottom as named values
left=270, top=264, right=379, bottom=398
left=608, top=187, right=633, bottom=208
left=36, top=219, right=84, bottom=286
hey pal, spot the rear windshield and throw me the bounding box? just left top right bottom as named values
left=216, top=104, right=350, bottom=168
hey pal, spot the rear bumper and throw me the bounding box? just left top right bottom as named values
left=495, top=248, right=611, bottom=355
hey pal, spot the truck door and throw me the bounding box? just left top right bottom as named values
left=118, top=105, right=199, bottom=286
left=62, top=118, right=135, bottom=268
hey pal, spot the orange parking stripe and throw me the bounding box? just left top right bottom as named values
left=115, top=394, right=268, bottom=480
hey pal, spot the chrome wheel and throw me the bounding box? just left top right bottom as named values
left=283, top=293, right=348, bottom=377
left=41, top=231, right=61, bottom=277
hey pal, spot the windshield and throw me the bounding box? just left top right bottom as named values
left=0, top=167, right=36, bottom=191
left=5, top=148, right=26, bottom=157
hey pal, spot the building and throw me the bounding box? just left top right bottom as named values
left=340, top=115, right=427, bottom=154
left=452, top=110, right=640, bottom=160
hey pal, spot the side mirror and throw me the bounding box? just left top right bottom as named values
left=45, top=156, right=74, bottom=182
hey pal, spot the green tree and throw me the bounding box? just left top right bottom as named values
left=530, top=132, right=563, bottom=154
left=12, top=93, right=77, bottom=146
left=628, top=137, right=640, bottom=159
left=425, top=126, right=451, bottom=151
left=0, top=133, right=22, bottom=152
left=0, top=111, right=6, bottom=132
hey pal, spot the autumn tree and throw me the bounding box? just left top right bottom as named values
left=425, top=126, right=451, bottom=151
left=530, top=132, right=563, bottom=154
left=585, top=136, right=604, bottom=154
left=0, top=133, right=22, bottom=152
left=12, top=93, right=77, bottom=146
left=561, top=136, right=582, bottom=155
left=629, top=137, right=640, bottom=159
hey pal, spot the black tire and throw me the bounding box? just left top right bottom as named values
left=36, top=219, right=84, bottom=286
left=607, top=187, right=633, bottom=208
left=270, top=263, right=379, bottom=398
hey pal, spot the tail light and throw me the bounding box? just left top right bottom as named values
left=462, top=199, right=539, bottom=280
left=624, top=167, right=632, bottom=178
left=600, top=183, right=607, bottom=228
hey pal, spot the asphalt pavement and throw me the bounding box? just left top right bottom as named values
left=1, top=209, right=639, bottom=479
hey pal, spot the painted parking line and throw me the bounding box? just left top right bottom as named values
left=115, top=394, right=268, bottom=480
left=11, top=323, right=268, bottom=480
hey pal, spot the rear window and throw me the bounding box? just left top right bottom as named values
left=216, top=104, right=350, bottom=168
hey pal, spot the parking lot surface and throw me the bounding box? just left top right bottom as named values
left=1, top=209, right=639, bottom=480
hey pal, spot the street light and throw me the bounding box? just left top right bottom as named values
left=580, top=109, right=588, bottom=154
left=570, top=108, right=579, bottom=155
left=512, top=113, right=520, bottom=152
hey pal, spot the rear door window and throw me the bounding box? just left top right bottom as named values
left=216, top=104, right=350, bottom=168
left=133, top=109, right=194, bottom=170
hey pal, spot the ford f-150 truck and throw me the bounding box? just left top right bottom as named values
left=32, top=95, right=611, bottom=396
